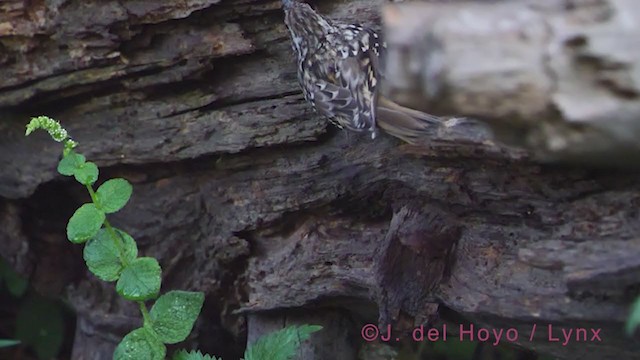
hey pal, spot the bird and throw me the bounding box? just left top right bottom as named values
left=281, top=0, right=442, bottom=144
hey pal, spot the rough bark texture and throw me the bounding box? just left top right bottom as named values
left=382, top=0, right=640, bottom=167
left=2, top=0, right=640, bottom=359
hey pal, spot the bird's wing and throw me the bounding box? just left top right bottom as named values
left=336, top=55, right=374, bottom=131
left=310, top=26, right=380, bottom=133
left=311, top=80, right=359, bottom=129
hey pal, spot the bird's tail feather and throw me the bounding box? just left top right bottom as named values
left=376, top=96, right=442, bottom=144
left=376, top=96, right=493, bottom=145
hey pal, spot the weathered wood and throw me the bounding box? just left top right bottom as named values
left=0, top=201, right=31, bottom=276
left=382, top=0, right=640, bottom=166
left=375, top=204, right=460, bottom=327
left=239, top=141, right=640, bottom=359
left=1, top=1, right=640, bottom=359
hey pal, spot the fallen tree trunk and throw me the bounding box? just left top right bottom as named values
left=1, top=0, right=640, bottom=359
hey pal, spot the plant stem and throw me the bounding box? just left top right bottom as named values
left=104, top=220, right=129, bottom=266
left=85, top=183, right=99, bottom=203
left=139, top=301, right=151, bottom=327
left=86, top=184, right=153, bottom=329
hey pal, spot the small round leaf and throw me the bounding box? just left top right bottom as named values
left=96, top=178, right=133, bottom=213
left=57, top=151, right=85, bottom=176
left=0, top=258, right=28, bottom=297
left=113, top=327, right=166, bottom=360
left=4, top=268, right=28, bottom=298
left=73, top=161, right=99, bottom=185
left=67, top=204, right=105, bottom=244
left=83, top=228, right=138, bottom=281
left=150, top=290, right=205, bottom=344
left=116, top=257, right=161, bottom=301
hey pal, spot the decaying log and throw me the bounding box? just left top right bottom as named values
left=382, top=0, right=640, bottom=166
left=1, top=1, right=640, bottom=359
left=375, top=204, right=460, bottom=328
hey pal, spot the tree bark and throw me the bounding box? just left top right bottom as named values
left=1, top=0, right=640, bottom=359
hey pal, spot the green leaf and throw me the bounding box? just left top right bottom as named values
left=116, top=257, right=161, bottom=301
left=173, top=349, right=221, bottom=360
left=244, top=325, right=322, bottom=360
left=114, top=327, right=166, bottom=360
left=1, top=257, right=28, bottom=297
left=4, top=267, right=28, bottom=297
left=0, top=339, right=20, bottom=348
left=15, top=295, right=64, bottom=360
left=83, top=228, right=137, bottom=281
left=95, top=178, right=133, bottom=213
left=66, top=203, right=105, bottom=244
left=150, top=291, right=204, bottom=344
left=57, top=151, right=85, bottom=176
left=627, top=297, right=640, bottom=335
left=73, top=161, right=99, bottom=185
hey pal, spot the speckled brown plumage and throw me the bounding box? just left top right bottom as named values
left=282, top=0, right=442, bottom=144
